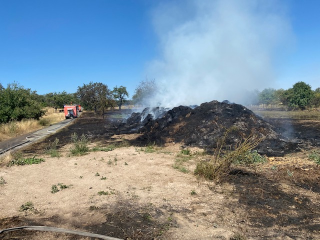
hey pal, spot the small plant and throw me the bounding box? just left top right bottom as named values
left=100, top=176, right=107, bottom=180
left=287, top=169, right=294, bottom=177
left=180, top=149, right=191, bottom=155
left=91, top=146, right=114, bottom=152
left=190, top=190, right=197, bottom=195
left=70, top=133, right=89, bottom=156
left=98, top=191, right=109, bottom=195
left=0, top=177, right=7, bottom=185
left=19, top=201, right=35, bottom=212
left=95, top=172, right=100, bottom=176
left=51, top=183, right=70, bottom=193
left=51, top=184, right=59, bottom=193
left=125, top=162, right=128, bottom=165
left=8, top=156, right=45, bottom=167
left=80, top=176, right=83, bottom=179
left=39, top=118, right=50, bottom=126
left=309, top=151, right=320, bottom=164
left=230, top=233, right=247, bottom=240
left=45, top=138, right=60, bottom=157
left=89, top=205, right=99, bottom=211
left=108, top=159, right=112, bottom=165
left=145, top=145, right=156, bottom=153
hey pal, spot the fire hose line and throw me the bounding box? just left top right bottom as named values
left=0, top=226, right=122, bottom=240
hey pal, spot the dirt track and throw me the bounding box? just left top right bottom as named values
left=0, top=110, right=320, bottom=239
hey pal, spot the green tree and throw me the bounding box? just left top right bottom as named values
left=0, top=83, right=45, bottom=123
left=287, top=81, right=313, bottom=110
left=132, top=79, right=157, bottom=106
left=258, top=88, right=277, bottom=106
left=76, top=82, right=113, bottom=114
left=112, top=86, right=129, bottom=110
left=45, top=91, right=77, bottom=110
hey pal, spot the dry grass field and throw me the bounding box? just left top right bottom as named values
left=0, top=108, right=65, bottom=142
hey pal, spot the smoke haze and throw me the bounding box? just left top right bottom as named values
left=145, top=0, right=292, bottom=107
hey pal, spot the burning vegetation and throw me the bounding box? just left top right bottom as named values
left=121, top=100, right=300, bottom=157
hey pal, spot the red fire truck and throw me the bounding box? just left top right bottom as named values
left=64, top=105, right=79, bottom=119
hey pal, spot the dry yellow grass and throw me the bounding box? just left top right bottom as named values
left=0, top=108, right=65, bottom=142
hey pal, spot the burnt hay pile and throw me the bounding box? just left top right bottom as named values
left=121, top=100, right=298, bottom=156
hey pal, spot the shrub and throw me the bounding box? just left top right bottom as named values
left=195, top=127, right=263, bottom=182
left=39, top=118, right=50, bottom=126
left=70, top=133, right=89, bottom=156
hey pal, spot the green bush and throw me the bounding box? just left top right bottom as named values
left=70, top=133, right=89, bottom=156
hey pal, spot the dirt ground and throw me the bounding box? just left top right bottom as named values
left=0, top=111, right=320, bottom=239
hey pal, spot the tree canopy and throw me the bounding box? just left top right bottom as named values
left=112, top=86, right=129, bottom=110
left=0, top=83, right=45, bottom=123
left=76, top=82, right=113, bottom=113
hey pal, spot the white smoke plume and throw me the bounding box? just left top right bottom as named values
left=145, top=0, right=293, bottom=108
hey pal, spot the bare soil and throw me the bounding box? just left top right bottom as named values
left=0, top=111, right=320, bottom=239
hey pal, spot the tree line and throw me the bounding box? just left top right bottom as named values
left=255, top=81, right=320, bottom=110
left=0, top=82, right=129, bottom=123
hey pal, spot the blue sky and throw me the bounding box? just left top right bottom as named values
left=0, top=0, right=320, bottom=99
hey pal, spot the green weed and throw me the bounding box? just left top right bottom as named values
left=19, top=201, right=35, bottom=212
left=98, top=190, right=114, bottom=196
left=309, top=151, right=320, bottom=164
left=233, top=150, right=266, bottom=165
left=91, top=146, right=115, bottom=152
left=51, top=183, right=70, bottom=193
left=190, top=190, right=197, bottom=195
left=8, top=156, right=45, bottom=167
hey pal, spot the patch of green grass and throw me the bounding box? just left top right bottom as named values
left=70, top=133, right=89, bottom=156
left=144, top=145, right=156, bottom=153
left=91, top=146, right=115, bottom=152
left=309, top=151, right=320, bottom=164
left=180, top=149, right=191, bottom=155
left=173, top=163, right=189, bottom=173
left=7, top=156, right=45, bottom=167
left=51, top=183, right=70, bottom=193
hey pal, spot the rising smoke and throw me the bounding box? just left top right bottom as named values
left=145, top=0, right=292, bottom=108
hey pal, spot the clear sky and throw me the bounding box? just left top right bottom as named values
left=0, top=0, right=319, bottom=99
